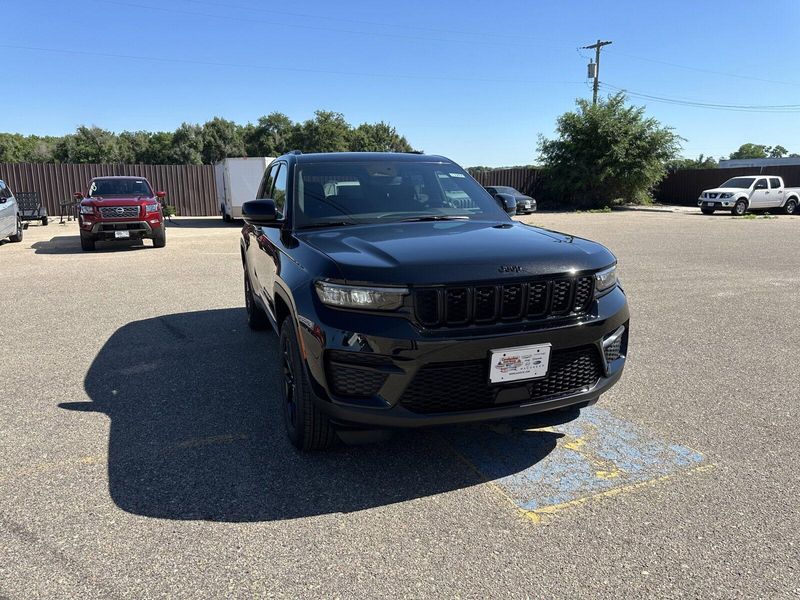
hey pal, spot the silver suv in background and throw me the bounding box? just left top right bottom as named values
left=0, top=180, right=23, bottom=243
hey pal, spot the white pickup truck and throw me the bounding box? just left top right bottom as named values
left=698, top=175, right=800, bottom=216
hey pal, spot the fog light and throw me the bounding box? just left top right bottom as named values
left=603, top=326, right=626, bottom=363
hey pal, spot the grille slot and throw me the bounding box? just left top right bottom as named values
left=399, top=346, right=603, bottom=414
left=445, top=288, right=469, bottom=324
left=414, top=275, right=595, bottom=328
left=325, top=351, right=392, bottom=398
left=99, top=205, right=140, bottom=218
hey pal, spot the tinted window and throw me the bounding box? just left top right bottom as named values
left=754, top=179, right=768, bottom=190
left=258, top=163, right=279, bottom=200
left=769, top=178, right=782, bottom=189
left=0, top=181, right=7, bottom=198
left=720, top=177, right=755, bottom=189
left=295, top=160, right=506, bottom=228
left=272, top=164, right=287, bottom=218
left=89, top=179, right=153, bottom=197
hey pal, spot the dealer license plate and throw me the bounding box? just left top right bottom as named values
left=114, top=230, right=130, bottom=239
left=489, top=343, right=551, bottom=384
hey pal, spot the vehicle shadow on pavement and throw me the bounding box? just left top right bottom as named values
left=59, top=308, right=574, bottom=522
left=167, top=218, right=239, bottom=228
left=32, top=235, right=149, bottom=254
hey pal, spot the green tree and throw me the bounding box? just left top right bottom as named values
left=348, top=122, right=413, bottom=152
left=54, top=126, right=124, bottom=163
left=538, top=93, right=681, bottom=208
left=169, top=123, right=204, bottom=165
left=667, top=153, right=718, bottom=170
left=729, top=143, right=768, bottom=160
left=200, top=117, right=245, bottom=163
left=768, top=144, right=788, bottom=158
left=245, top=112, right=296, bottom=157
left=294, top=110, right=351, bottom=153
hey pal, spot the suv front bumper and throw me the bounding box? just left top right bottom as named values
left=85, top=220, right=162, bottom=240
left=295, top=286, right=629, bottom=428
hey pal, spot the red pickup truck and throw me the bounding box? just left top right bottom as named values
left=76, top=176, right=167, bottom=251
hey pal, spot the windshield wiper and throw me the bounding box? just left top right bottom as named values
left=299, top=221, right=360, bottom=229
left=399, top=215, right=470, bottom=222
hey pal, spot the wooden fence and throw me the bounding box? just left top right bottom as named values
left=0, top=163, right=218, bottom=217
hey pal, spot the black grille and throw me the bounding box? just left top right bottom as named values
left=399, top=346, right=602, bottom=414
left=414, top=276, right=594, bottom=328
left=325, top=351, right=391, bottom=398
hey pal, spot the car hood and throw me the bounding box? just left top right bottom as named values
left=298, top=220, right=615, bottom=285
left=703, top=188, right=744, bottom=195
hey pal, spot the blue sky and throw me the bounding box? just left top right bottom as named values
left=2, top=0, right=799, bottom=167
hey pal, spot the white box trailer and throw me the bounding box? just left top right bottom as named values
left=214, top=157, right=273, bottom=221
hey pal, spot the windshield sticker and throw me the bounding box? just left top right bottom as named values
left=449, top=172, right=465, bottom=178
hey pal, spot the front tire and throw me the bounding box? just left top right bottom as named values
left=9, top=217, right=23, bottom=242
left=152, top=227, right=166, bottom=248
left=80, top=231, right=95, bottom=251
left=279, top=318, right=336, bottom=451
left=784, top=199, right=797, bottom=215
left=732, top=199, right=748, bottom=216
left=41, top=216, right=49, bottom=226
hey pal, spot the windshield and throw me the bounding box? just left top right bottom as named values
left=719, top=177, right=755, bottom=189
left=294, top=161, right=507, bottom=228
left=493, top=186, right=519, bottom=195
left=89, top=178, right=153, bottom=197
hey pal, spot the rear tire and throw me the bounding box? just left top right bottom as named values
left=244, top=271, right=269, bottom=330
left=41, top=216, right=49, bottom=226
left=9, top=217, right=23, bottom=242
left=152, top=227, right=166, bottom=248
left=280, top=318, right=336, bottom=451
left=701, top=208, right=715, bottom=215
left=784, top=199, right=797, bottom=215
left=80, top=231, right=95, bottom=251
left=732, top=199, right=748, bottom=216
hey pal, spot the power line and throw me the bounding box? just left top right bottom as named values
left=0, top=43, right=586, bottom=86
left=600, top=82, right=800, bottom=113
left=97, top=0, right=573, bottom=51
left=606, top=48, right=800, bottom=88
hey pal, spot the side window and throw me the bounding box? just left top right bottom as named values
left=272, top=164, right=288, bottom=218
left=257, top=164, right=279, bottom=200
left=769, top=178, right=782, bottom=189
left=0, top=181, right=7, bottom=199
left=754, top=179, right=768, bottom=190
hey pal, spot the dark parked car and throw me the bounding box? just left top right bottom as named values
left=486, top=186, right=537, bottom=214
left=241, top=152, right=628, bottom=450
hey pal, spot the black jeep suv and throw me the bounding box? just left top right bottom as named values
left=241, top=152, right=629, bottom=450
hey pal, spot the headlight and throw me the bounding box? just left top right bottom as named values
left=145, top=203, right=160, bottom=213
left=594, top=265, right=618, bottom=295
left=79, top=205, right=95, bottom=214
left=720, top=193, right=733, bottom=198
left=315, top=281, right=408, bottom=311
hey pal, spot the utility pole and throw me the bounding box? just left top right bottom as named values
left=582, top=39, right=612, bottom=105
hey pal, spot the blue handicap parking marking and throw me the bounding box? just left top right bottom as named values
left=442, top=407, right=706, bottom=520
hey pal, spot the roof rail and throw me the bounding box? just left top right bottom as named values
left=289, top=149, right=302, bottom=155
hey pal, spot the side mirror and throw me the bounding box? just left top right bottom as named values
left=155, top=191, right=166, bottom=199
left=494, top=193, right=517, bottom=216
left=0, top=197, right=6, bottom=204
left=242, top=199, right=277, bottom=225
left=73, top=192, right=83, bottom=200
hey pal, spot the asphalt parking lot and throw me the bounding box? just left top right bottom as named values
left=2, top=210, right=798, bottom=598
